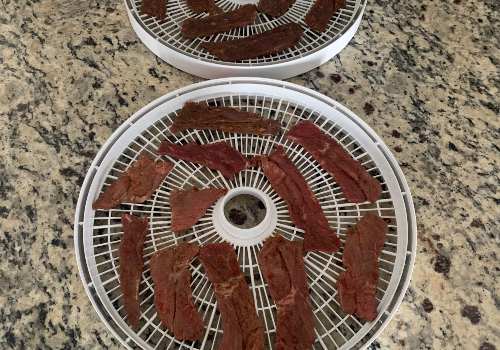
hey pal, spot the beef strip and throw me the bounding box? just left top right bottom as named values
left=258, top=0, right=295, bottom=17
left=93, top=154, right=173, bottom=210
left=287, top=121, right=381, bottom=203
left=253, top=146, right=340, bottom=253
left=181, top=5, right=257, bottom=39
left=141, top=0, right=166, bottom=20
left=150, top=243, right=205, bottom=340
left=170, top=101, right=281, bottom=135
left=259, top=236, right=315, bottom=350
left=202, top=23, right=303, bottom=61
left=158, top=141, right=248, bottom=179
left=186, top=0, right=221, bottom=14
left=120, top=214, right=148, bottom=329
left=337, top=213, right=387, bottom=321
left=305, top=0, right=346, bottom=32
left=199, top=243, right=264, bottom=350
left=170, top=187, right=227, bottom=232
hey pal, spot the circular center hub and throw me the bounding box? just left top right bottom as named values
left=212, top=187, right=277, bottom=246
left=224, top=194, right=266, bottom=229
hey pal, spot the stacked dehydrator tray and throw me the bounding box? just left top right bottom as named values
left=75, top=1, right=417, bottom=350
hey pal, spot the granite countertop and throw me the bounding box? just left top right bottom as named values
left=1, top=0, right=498, bottom=349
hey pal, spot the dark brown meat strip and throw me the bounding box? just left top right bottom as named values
left=93, top=154, right=173, bottom=210
left=158, top=141, right=248, bottom=179
left=150, top=243, right=204, bottom=340
left=337, top=213, right=387, bottom=321
left=141, top=0, right=166, bottom=20
left=287, top=121, right=381, bottom=203
left=305, top=0, right=346, bottom=32
left=170, top=187, right=227, bottom=232
left=120, top=214, right=148, bottom=329
left=253, top=146, right=341, bottom=253
left=258, top=0, right=295, bottom=17
left=259, top=236, right=315, bottom=350
left=186, top=0, right=221, bottom=14
left=170, top=101, right=281, bottom=135
left=182, top=5, right=257, bottom=39
left=199, top=243, right=264, bottom=350
left=202, top=23, right=303, bottom=61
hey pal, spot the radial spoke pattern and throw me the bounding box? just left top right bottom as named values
left=84, top=91, right=411, bottom=350
left=127, top=0, right=364, bottom=65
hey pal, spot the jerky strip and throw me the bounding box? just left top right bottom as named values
left=186, top=0, right=221, bottom=14
left=305, top=0, right=346, bottom=33
left=202, top=23, right=303, bottom=61
left=141, top=0, right=166, bottom=20
left=182, top=5, right=257, bottom=39
left=170, top=101, right=281, bottom=135
left=258, top=0, right=295, bottom=17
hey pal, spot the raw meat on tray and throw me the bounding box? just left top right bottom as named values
left=287, top=121, right=381, bottom=203
left=170, top=187, right=227, bottom=232
left=93, top=154, right=173, bottom=210
left=120, top=214, right=148, bottom=329
left=199, top=243, right=264, bottom=350
left=150, top=243, right=205, bottom=340
left=259, top=236, right=315, bottom=350
left=337, top=213, right=387, bottom=321
left=253, top=146, right=341, bottom=253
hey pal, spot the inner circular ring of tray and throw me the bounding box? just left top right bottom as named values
left=124, top=0, right=367, bottom=78
left=74, top=78, right=416, bottom=350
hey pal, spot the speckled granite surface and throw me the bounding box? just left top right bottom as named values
left=0, top=0, right=498, bottom=349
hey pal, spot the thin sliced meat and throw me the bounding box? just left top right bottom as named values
left=186, top=0, right=220, bottom=14
left=287, top=121, right=382, bottom=203
left=253, top=146, right=340, bottom=253
left=120, top=214, right=148, bottom=329
left=337, top=213, right=387, bottom=321
left=202, top=23, right=303, bottom=61
left=141, top=0, right=166, bottom=20
left=158, top=141, right=248, bottom=179
left=170, top=187, right=227, bottom=232
left=305, top=0, right=346, bottom=32
left=93, top=154, right=173, bottom=210
left=258, top=0, right=295, bottom=17
left=199, top=243, right=264, bottom=350
left=182, top=5, right=257, bottom=39
left=150, top=243, right=204, bottom=340
left=170, top=101, right=281, bottom=135
left=259, top=236, right=315, bottom=350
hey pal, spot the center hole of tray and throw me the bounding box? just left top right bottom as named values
left=223, top=194, right=266, bottom=229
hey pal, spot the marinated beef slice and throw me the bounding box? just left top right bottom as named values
left=337, top=213, right=387, bottom=321
left=305, top=0, right=346, bottom=32
left=258, top=236, right=315, bottom=350
left=170, top=101, right=281, bottom=135
left=253, top=146, right=340, bottom=253
left=287, top=121, right=381, bottom=203
left=199, top=243, right=264, bottom=350
left=170, top=187, right=227, bottom=232
left=258, top=0, right=295, bottom=17
left=150, top=243, right=204, bottom=341
left=120, top=214, right=148, bottom=329
left=186, top=0, right=220, bottom=14
left=93, top=154, right=173, bottom=210
left=202, top=23, right=303, bottom=61
left=158, top=141, right=248, bottom=179
left=182, top=5, right=257, bottom=39
left=141, top=0, right=166, bottom=20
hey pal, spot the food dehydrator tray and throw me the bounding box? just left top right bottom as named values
left=74, top=77, right=417, bottom=349
left=124, top=0, right=367, bottom=79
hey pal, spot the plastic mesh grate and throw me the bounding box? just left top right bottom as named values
left=75, top=79, right=416, bottom=350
